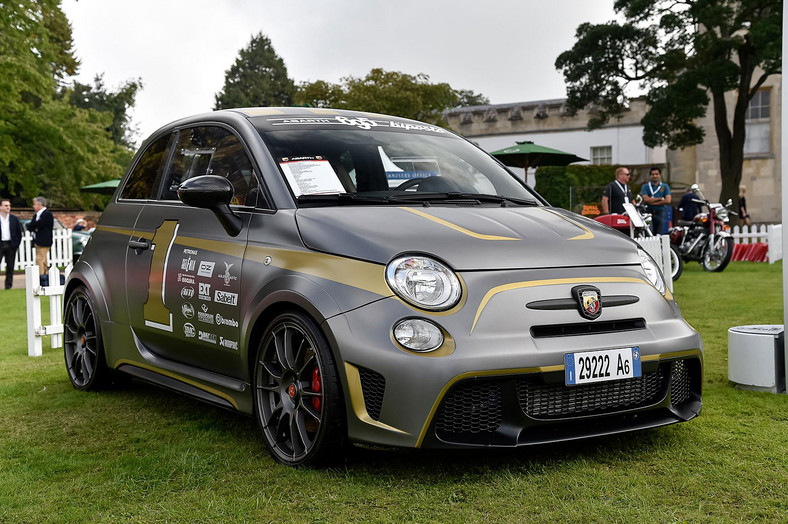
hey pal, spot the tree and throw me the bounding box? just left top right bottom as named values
left=295, top=68, right=487, bottom=126
left=555, top=0, right=782, bottom=209
left=0, top=0, right=132, bottom=209
left=66, top=74, right=142, bottom=149
left=214, top=33, right=295, bottom=109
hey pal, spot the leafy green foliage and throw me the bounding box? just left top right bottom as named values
left=214, top=33, right=295, bottom=109
left=0, top=0, right=137, bottom=210
left=65, top=74, right=142, bottom=149
left=556, top=0, right=783, bottom=207
left=295, top=68, right=487, bottom=126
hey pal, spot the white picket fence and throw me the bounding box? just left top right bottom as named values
left=0, top=229, right=73, bottom=271
left=731, top=224, right=782, bottom=263
left=635, top=234, right=673, bottom=293
left=26, top=265, right=71, bottom=357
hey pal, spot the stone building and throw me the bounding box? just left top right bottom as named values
left=445, top=78, right=782, bottom=224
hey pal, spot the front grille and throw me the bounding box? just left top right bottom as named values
left=517, top=365, right=667, bottom=419
left=358, top=367, right=385, bottom=420
left=531, top=318, right=646, bottom=338
left=670, top=360, right=692, bottom=406
left=436, top=382, right=502, bottom=435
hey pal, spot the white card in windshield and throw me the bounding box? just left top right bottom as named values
left=279, top=156, right=346, bottom=197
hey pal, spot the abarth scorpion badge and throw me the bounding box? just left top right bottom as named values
left=572, top=285, right=602, bottom=320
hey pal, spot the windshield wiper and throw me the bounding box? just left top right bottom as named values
left=388, top=192, right=539, bottom=206
left=297, top=193, right=390, bottom=206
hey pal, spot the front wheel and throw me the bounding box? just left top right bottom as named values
left=253, top=311, right=345, bottom=466
left=669, top=244, right=683, bottom=281
left=701, top=236, right=734, bottom=272
left=63, top=286, right=110, bottom=390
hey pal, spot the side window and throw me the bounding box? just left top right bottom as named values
left=120, top=134, right=171, bottom=200
left=161, top=126, right=260, bottom=206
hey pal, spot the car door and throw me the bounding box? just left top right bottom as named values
left=125, top=125, right=261, bottom=378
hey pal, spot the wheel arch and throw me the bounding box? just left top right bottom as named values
left=242, top=277, right=346, bottom=384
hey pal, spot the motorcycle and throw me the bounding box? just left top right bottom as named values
left=594, top=196, right=684, bottom=281
left=669, top=184, right=736, bottom=273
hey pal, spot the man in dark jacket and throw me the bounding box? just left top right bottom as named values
left=1, top=198, right=23, bottom=289
left=27, top=196, right=54, bottom=276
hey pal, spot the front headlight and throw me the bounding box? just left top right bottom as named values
left=385, top=255, right=461, bottom=311
left=638, top=248, right=666, bottom=295
left=716, top=207, right=729, bottom=221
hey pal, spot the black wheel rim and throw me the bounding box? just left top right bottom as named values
left=255, top=321, right=324, bottom=463
left=64, top=292, right=99, bottom=388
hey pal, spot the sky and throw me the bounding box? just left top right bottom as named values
left=62, top=0, right=618, bottom=145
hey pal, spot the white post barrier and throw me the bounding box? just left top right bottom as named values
left=25, top=264, right=71, bottom=357
left=634, top=234, right=673, bottom=293
left=768, top=224, right=783, bottom=264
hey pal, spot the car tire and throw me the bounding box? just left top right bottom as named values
left=669, top=244, right=683, bottom=281
left=701, top=236, right=734, bottom=272
left=63, top=286, right=111, bottom=390
left=253, top=311, right=345, bottom=466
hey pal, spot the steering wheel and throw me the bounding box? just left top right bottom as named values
left=395, top=178, right=426, bottom=190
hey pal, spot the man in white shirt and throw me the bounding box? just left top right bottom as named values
left=0, top=198, right=23, bottom=289
left=26, top=196, right=54, bottom=276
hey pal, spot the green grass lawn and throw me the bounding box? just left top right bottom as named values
left=1, top=262, right=786, bottom=523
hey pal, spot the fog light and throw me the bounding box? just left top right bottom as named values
left=393, top=319, right=444, bottom=352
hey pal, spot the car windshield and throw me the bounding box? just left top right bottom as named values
left=257, top=127, right=541, bottom=207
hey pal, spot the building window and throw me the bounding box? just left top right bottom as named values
left=590, top=146, right=612, bottom=165
left=744, top=89, right=771, bottom=155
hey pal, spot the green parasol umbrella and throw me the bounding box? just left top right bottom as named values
left=491, top=141, right=587, bottom=172
left=80, top=178, right=121, bottom=195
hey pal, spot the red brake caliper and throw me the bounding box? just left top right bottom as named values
left=311, top=366, right=322, bottom=411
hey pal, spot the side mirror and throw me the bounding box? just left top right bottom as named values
left=726, top=198, right=733, bottom=207
left=177, top=175, right=243, bottom=236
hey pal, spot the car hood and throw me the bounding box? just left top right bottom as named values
left=295, top=206, right=641, bottom=270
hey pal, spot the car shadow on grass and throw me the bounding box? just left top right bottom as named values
left=107, top=377, right=691, bottom=477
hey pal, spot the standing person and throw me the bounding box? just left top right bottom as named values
left=739, top=184, right=752, bottom=226
left=641, top=167, right=671, bottom=234
left=26, top=196, right=54, bottom=276
left=0, top=198, right=23, bottom=289
left=601, top=167, right=634, bottom=215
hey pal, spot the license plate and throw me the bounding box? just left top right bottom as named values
left=565, top=347, right=641, bottom=386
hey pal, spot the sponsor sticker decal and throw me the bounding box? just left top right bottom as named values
left=181, top=257, right=196, bottom=272
left=215, top=313, right=239, bottom=327
left=219, top=337, right=239, bottom=350
left=181, top=303, right=194, bottom=319
left=180, top=286, right=195, bottom=299
left=198, top=309, right=215, bottom=324
left=199, top=282, right=212, bottom=301
left=183, top=323, right=196, bottom=338
left=198, top=331, right=217, bottom=344
left=214, top=290, right=238, bottom=306
left=183, top=248, right=198, bottom=255
left=219, top=262, right=238, bottom=286
left=178, top=274, right=195, bottom=284
left=197, top=260, right=215, bottom=278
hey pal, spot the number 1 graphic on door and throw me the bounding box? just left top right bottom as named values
left=143, top=220, right=179, bottom=332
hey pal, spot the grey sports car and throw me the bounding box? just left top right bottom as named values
left=63, top=108, right=702, bottom=466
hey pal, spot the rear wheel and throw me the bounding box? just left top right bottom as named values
left=669, top=244, right=683, bottom=281
left=701, top=236, right=734, bottom=272
left=253, top=311, right=345, bottom=466
left=63, top=286, right=110, bottom=390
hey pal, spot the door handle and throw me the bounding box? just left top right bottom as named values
left=128, top=238, right=150, bottom=251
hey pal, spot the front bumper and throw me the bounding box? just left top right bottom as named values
left=324, top=266, right=703, bottom=449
